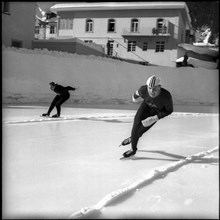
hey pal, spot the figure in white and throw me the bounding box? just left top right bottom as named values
left=193, top=28, right=215, bottom=47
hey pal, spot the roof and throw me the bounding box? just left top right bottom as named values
left=178, top=43, right=219, bottom=57
left=36, top=5, right=45, bottom=19
left=51, top=2, right=187, bottom=10
left=47, top=17, right=58, bottom=23
left=51, top=2, right=191, bottom=29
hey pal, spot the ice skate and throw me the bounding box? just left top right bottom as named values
left=119, top=137, right=131, bottom=147
left=42, top=113, right=49, bottom=117
left=51, top=114, right=60, bottom=118
left=123, top=149, right=137, bottom=158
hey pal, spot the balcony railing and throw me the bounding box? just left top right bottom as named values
left=122, top=26, right=171, bottom=37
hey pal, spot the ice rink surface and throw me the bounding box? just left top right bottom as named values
left=2, top=104, right=219, bottom=219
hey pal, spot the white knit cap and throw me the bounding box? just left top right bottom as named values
left=146, top=75, right=161, bottom=88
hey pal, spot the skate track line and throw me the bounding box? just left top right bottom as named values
left=69, top=145, right=219, bottom=219
left=3, top=112, right=218, bottom=125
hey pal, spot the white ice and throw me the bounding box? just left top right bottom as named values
left=2, top=105, right=219, bottom=219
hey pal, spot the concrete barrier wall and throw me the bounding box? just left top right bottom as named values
left=32, top=39, right=105, bottom=57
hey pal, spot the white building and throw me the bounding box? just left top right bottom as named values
left=35, top=5, right=59, bottom=40
left=50, top=2, right=192, bottom=67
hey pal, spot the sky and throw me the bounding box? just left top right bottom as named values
left=36, top=2, right=59, bottom=11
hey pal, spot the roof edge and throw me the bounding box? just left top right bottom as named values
left=51, top=2, right=187, bottom=11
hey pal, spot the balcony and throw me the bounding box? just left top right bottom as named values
left=122, top=26, right=171, bottom=37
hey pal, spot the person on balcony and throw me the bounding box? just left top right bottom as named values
left=162, top=24, right=167, bottom=34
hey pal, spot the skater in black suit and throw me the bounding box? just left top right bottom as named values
left=42, top=82, right=77, bottom=118
left=120, top=75, right=173, bottom=158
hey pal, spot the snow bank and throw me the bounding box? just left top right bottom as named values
left=187, top=57, right=218, bottom=69
left=2, top=46, right=219, bottom=106
left=176, top=56, right=218, bottom=69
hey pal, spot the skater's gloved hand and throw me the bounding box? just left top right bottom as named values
left=132, top=90, right=142, bottom=103
left=141, top=115, right=159, bottom=127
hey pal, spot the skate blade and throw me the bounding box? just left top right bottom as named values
left=120, top=155, right=136, bottom=160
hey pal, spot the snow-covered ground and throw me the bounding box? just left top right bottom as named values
left=2, top=46, right=219, bottom=219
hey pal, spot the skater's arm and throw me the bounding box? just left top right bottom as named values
left=132, top=90, right=141, bottom=102
left=142, top=99, right=173, bottom=127
left=65, top=86, right=76, bottom=91
left=132, top=85, right=146, bottom=102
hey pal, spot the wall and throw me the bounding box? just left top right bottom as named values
left=2, top=2, right=36, bottom=49
left=178, top=11, right=184, bottom=44
left=32, top=39, right=105, bottom=57
left=2, top=47, right=218, bottom=107
left=58, top=9, right=180, bottom=39
left=56, top=8, right=183, bottom=67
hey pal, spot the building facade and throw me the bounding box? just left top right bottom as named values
left=35, top=7, right=58, bottom=40
left=51, top=2, right=192, bottom=67
left=2, top=2, right=36, bottom=49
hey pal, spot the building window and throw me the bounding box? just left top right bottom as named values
left=143, top=42, right=148, bottom=51
left=108, top=19, right=115, bottom=32
left=84, top=40, right=93, bottom=43
left=11, top=40, right=22, bottom=48
left=107, top=40, right=114, bottom=56
left=35, top=26, right=40, bottom=34
left=131, top=18, right=139, bottom=32
left=59, top=18, right=73, bottom=30
left=59, top=19, right=64, bottom=29
left=157, top=18, right=164, bottom=33
left=155, top=41, right=165, bottom=52
left=127, top=41, right=136, bottom=52
left=66, top=19, right=73, bottom=29
left=2, top=2, right=10, bottom=14
left=50, top=25, right=55, bottom=34
left=85, top=19, right=93, bottom=32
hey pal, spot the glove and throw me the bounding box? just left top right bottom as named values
left=132, top=90, right=142, bottom=103
left=141, top=115, right=159, bottom=127
left=132, top=95, right=142, bottom=103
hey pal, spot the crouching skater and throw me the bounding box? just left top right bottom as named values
left=120, top=75, right=173, bottom=158
left=42, top=82, right=77, bottom=118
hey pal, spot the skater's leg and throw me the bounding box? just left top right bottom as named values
left=123, top=122, right=155, bottom=158
left=42, top=95, right=59, bottom=116
left=130, top=102, right=154, bottom=151
left=54, top=93, right=70, bottom=116
left=121, top=103, right=146, bottom=147
left=131, top=123, right=155, bottom=150
left=122, top=102, right=156, bottom=158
